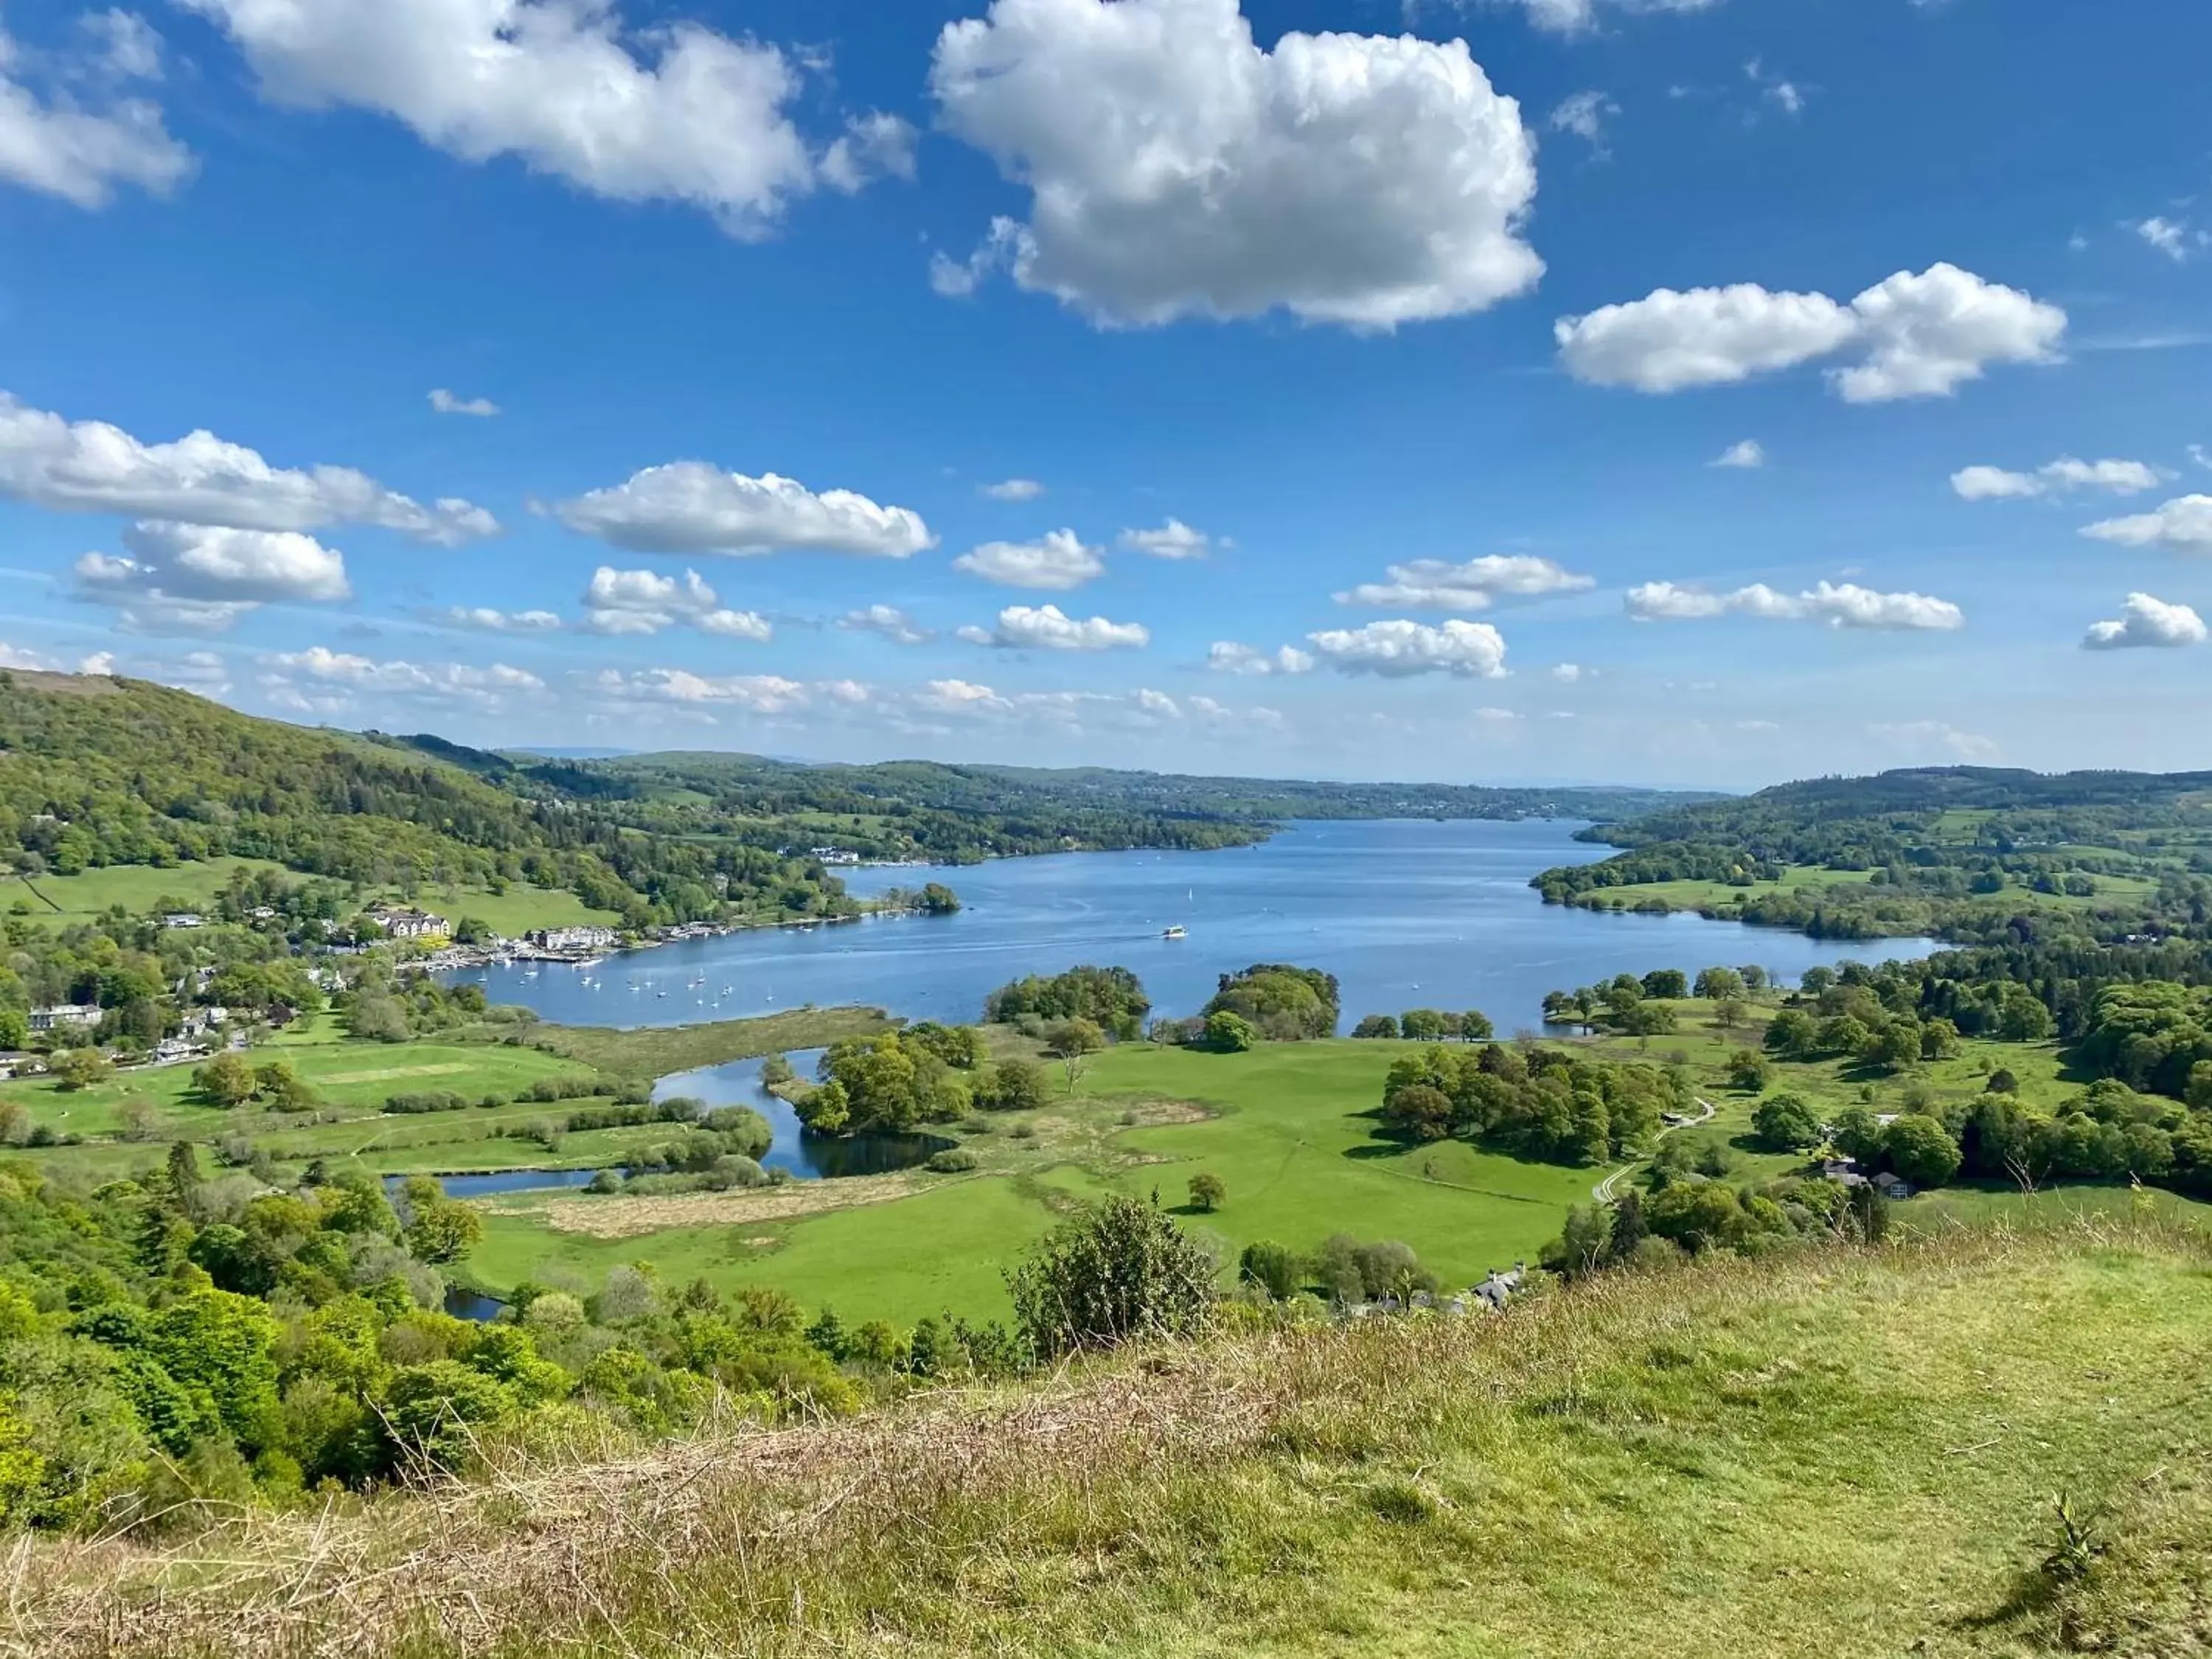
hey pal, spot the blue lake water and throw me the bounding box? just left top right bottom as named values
left=654, top=1048, right=949, bottom=1179
left=451, top=819, right=1935, bottom=1037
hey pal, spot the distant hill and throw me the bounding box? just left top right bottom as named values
left=1534, top=763, right=2212, bottom=945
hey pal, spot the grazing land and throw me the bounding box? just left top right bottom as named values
left=22, top=1221, right=2211, bottom=1658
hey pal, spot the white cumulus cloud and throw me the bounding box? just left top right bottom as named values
left=0, top=392, right=495, bottom=543
left=978, top=603, right=1150, bottom=651
left=1557, top=263, right=2065, bottom=401
left=557, top=464, right=933, bottom=557
left=928, top=0, right=1542, bottom=330
left=262, top=646, right=543, bottom=712
left=1951, top=456, right=2161, bottom=501
left=2080, top=495, right=2212, bottom=554
left=445, top=605, right=560, bottom=633
left=0, top=14, right=191, bottom=208
left=1712, top=439, right=1765, bottom=469
left=953, top=529, right=1105, bottom=590
left=1627, top=579, right=1963, bottom=630
left=1334, top=554, right=1592, bottom=611
left=980, top=478, right=1045, bottom=501
left=2083, top=592, right=2208, bottom=651
left=585, top=667, right=813, bottom=713
left=1207, top=641, right=1312, bottom=676
left=178, top=0, right=905, bottom=234
left=74, top=521, right=351, bottom=632
left=1119, top=519, right=1211, bottom=560
left=1305, top=617, right=1509, bottom=678
left=578, top=565, right=769, bottom=640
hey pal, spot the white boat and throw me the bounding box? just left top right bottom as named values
left=1163, top=925, right=1187, bottom=939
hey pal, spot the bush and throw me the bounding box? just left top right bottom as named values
left=1315, top=1235, right=1435, bottom=1302
left=1238, top=1240, right=1301, bottom=1300
left=1203, top=1011, right=1259, bottom=1053
left=1750, top=1093, right=1823, bottom=1152
left=1005, top=1195, right=1215, bottom=1358
left=927, top=1147, right=979, bottom=1174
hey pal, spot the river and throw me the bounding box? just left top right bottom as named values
left=450, top=819, right=1933, bottom=1034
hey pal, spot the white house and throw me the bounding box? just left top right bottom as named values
left=29, top=1004, right=100, bottom=1033
left=526, top=925, right=619, bottom=952
left=369, top=907, right=448, bottom=941
left=162, top=913, right=205, bottom=929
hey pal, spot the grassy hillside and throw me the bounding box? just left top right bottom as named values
left=21, top=1221, right=2208, bottom=1657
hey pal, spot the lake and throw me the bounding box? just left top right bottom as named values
left=451, top=819, right=1935, bottom=1035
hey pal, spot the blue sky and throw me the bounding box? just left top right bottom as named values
left=0, top=0, right=2206, bottom=787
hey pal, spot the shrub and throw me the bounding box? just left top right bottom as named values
left=1005, top=1194, right=1215, bottom=1357
left=927, top=1147, right=979, bottom=1174
left=1750, top=1093, right=1823, bottom=1152
left=1238, top=1240, right=1300, bottom=1300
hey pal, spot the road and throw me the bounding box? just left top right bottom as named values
left=1593, top=1096, right=1717, bottom=1203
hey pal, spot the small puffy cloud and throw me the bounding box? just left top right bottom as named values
left=0, top=393, right=496, bottom=543
left=178, top=0, right=903, bottom=236
left=1119, top=519, right=1211, bottom=560
left=2080, top=495, right=2212, bottom=554
left=928, top=0, right=1542, bottom=330
left=953, top=529, right=1105, bottom=590
left=1472, top=706, right=1523, bottom=726
left=914, top=678, right=1009, bottom=716
left=445, top=605, right=561, bottom=633
left=1134, top=687, right=1180, bottom=719
left=429, top=389, right=499, bottom=417
left=1711, top=439, right=1765, bottom=469
left=557, top=464, right=933, bottom=558
left=0, top=14, right=192, bottom=209
left=2135, top=218, right=2194, bottom=262
left=1627, top=579, right=1963, bottom=630
left=0, top=641, right=55, bottom=669
left=262, top=646, right=543, bottom=712
left=978, top=604, right=1150, bottom=652
left=1208, top=641, right=1313, bottom=676
left=1557, top=264, right=2065, bottom=401
left=1503, top=0, right=1719, bottom=37
left=838, top=605, right=932, bottom=644
left=1952, top=456, right=2160, bottom=500
left=1551, top=662, right=1585, bottom=682
left=587, top=667, right=813, bottom=713
left=1335, top=555, right=1592, bottom=611
left=1548, top=90, right=1616, bottom=155
left=1305, top=618, right=1509, bottom=678
left=980, top=478, right=1045, bottom=501
left=579, top=565, right=770, bottom=640
left=2188, top=443, right=2210, bottom=473
left=2083, top=592, right=2208, bottom=651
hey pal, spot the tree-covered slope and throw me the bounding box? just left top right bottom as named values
left=1534, top=765, right=2212, bottom=945
left=0, top=672, right=848, bottom=926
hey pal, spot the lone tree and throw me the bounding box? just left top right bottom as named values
left=1188, top=1172, right=1226, bottom=1212
left=1046, top=1018, right=1106, bottom=1093
left=1005, top=1194, right=1215, bottom=1358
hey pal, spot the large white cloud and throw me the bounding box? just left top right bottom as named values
left=928, top=0, right=1542, bottom=330
left=556, top=463, right=933, bottom=558
left=178, top=0, right=907, bottom=234
left=0, top=392, right=495, bottom=543
left=578, top=565, right=770, bottom=640
left=973, top=603, right=1150, bottom=651
left=1305, top=618, right=1509, bottom=678
left=74, top=521, right=352, bottom=632
left=2083, top=592, right=2208, bottom=651
left=1557, top=263, right=2065, bottom=400
left=1952, top=456, right=2161, bottom=501
left=952, top=529, right=1105, bottom=589
left=2080, top=495, right=2212, bottom=553
left=1627, top=578, right=1963, bottom=630
left=1208, top=641, right=1312, bottom=676
left=1334, top=555, right=1592, bottom=611
left=0, top=16, right=192, bottom=208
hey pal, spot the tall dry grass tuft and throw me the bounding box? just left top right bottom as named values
left=8, top=1216, right=2204, bottom=1658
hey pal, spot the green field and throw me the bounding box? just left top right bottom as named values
left=465, top=1040, right=1596, bottom=1324
left=390, top=885, right=625, bottom=938
left=3, top=857, right=290, bottom=922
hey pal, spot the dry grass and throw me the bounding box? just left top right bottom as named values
left=480, top=1172, right=936, bottom=1238
left=11, top=1217, right=2211, bottom=1658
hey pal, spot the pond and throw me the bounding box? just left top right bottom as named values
left=653, top=1048, right=951, bottom=1180
left=452, top=818, right=1935, bottom=1034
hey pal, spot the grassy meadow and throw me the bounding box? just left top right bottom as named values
left=27, top=1221, right=2212, bottom=1657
